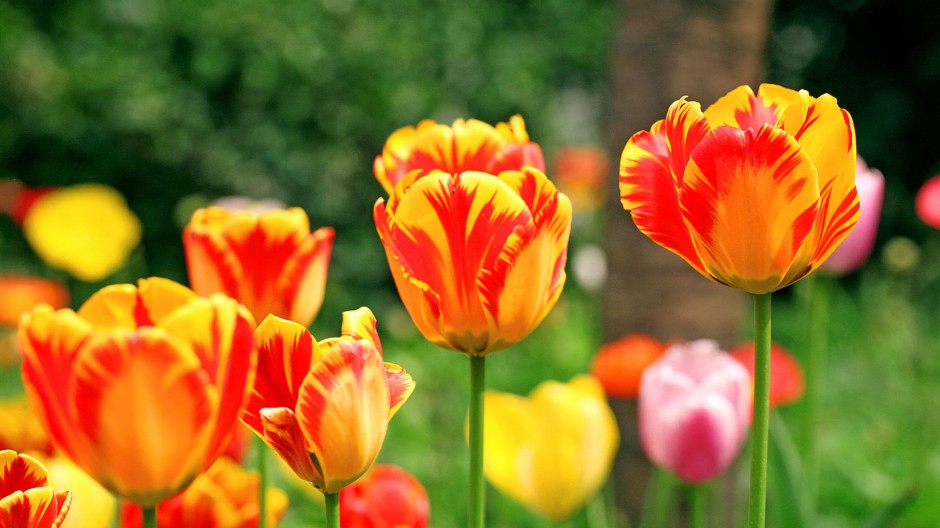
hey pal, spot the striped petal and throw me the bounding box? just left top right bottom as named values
left=296, top=340, right=390, bottom=493
left=158, top=294, right=257, bottom=465
left=377, top=172, right=534, bottom=354
left=680, top=125, right=820, bottom=293
left=18, top=307, right=94, bottom=466
left=338, top=307, right=382, bottom=356
left=395, top=120, right=506, bottom=178
left=242, top=316, right=322, bottom=437
left=384, top=363, right=415, bottom=419
left=258, top=407, right=322, bottom=486
left=373, top=119, right=440, bottom=194
left=76, top=278, right=197, bottom=331
left=703, top=84, right=801, bottom=132
left=0, top=487, right=61, bottom=528
left=184, top=208, right=243, bottom=302
left=0, top=451, right=51, bottom=498
left=619, top=101, right=709, bottom=273
left=276, top=226, right=334, bottom=328
left=69, top=328, right=216, bottom=506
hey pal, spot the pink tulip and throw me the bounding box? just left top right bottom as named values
left=638, top=340, right=752, bottom=483
left=821, top=157, right=885, bottom=273
left=916, top=174, right=940, bottom=229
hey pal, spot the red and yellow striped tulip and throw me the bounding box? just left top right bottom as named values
left=372, top=115, right=545, bottom=195
left=184, top=207, right=334, bottom=328
left=18, top=277, right=257, bottom=507
left=242, top=308, right=415, bottom=493
left=0, top=450, right=71, bottom=527
left=619, top=84, right=859, bottom=293
left=120, top=457, right=288, bottom=528
left=374, top=167, right=571, bottom=356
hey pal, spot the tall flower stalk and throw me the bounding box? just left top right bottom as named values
left=619, top=84, right=859, bottom=527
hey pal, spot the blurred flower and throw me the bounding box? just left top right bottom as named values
left=729, top=341, right=805, bottom=407
left=45, top=456, right=116, bottom=528
left=552, top=146, right=610, bottom=213
left=120, top=457, right=288, bottom=528
left=372, top=115, right=545, bottom=195
left=639, top=340, right=752, bottom=483
left=374, top=167, right=571, bottom=356
left=211, top=196, right=288, bottom=214
left=241, top=308, right=415, bottom=493
left=571, top=244, right=608, bottom=291
left=0, top=180, right=57, bottom=226
left=0, top=397, right=55, bottom=456
left=483, top=375, right=619, bottom=520
left=620, top=84, right=859, bottom=294
left=0, top=274, right=69, bottom=366
left=915, top=174, right=940, bottom=229
left=820, top=157, right=884, bottom=274
left=339, top=464, right=429, bottom=528
left=590, top=334, right=667, bottom=399
left=0, top=450, right=71, bottom=527
left=18, top=277, right=257, bottom=507
left=21, top=184, right=142, bottom=282
left=184, top=206, right=334, bottom=328
left=883, top=236, right=921, bottom=273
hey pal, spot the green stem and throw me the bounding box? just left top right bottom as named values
left=469, top=355, right=486, bottom=528
left=142, top=506, right=158, bottom=528
left=748, top=293, right=772, bottom=528
left=257, top=436, right=269, bottom=528
left=689, top=484, right=706, bottom=528
left=325, top=491, right=340, bottom=528
left=802, top=275, right=828, bottom=517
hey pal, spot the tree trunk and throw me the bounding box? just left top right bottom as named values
left=602, top=0, right=772, bottom=525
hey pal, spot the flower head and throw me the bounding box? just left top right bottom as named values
left=339, top=464, right=429, bottom=528
left=18, top=277, right=257, bottom=506
left=589, top=334, right=667, bottom=399
left=0, top=450, right=71, bottom=527
left=184, top=206, right=334, bottom=328
left=242, top=308, right=415, bottom=493
left=916, top=174, right=940, bottom=229
left=483, top=375, right=619, bottom=520
left=21, top=184, right=142, bottom=282
left=620, top=84, right=859, bottom=293
left=639, top=340, right=752, bottom=483
left=729, top=341, right=805, bottom=408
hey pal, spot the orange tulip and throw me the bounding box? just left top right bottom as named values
left=589, top=334, right=667, bottom=399
left=120, top=457, right=288, bottom=528
left=0, top=397, right=55, bottom=456
left=619, top=84, right=859, bottom=294
left=0, top=450, right=71, bottom=527
left=730, top=341, right=805, bottom=408
left=184, top=207, right=334, bottom=328
left=372, top=115, right=545, bottom=195
left=18, top=277, right=257, bottom=507
left=374, top=167, right=571, bottom=356
left=0, top=275, right=70, bottom=327
left=242, top=308, right=415, bottom=493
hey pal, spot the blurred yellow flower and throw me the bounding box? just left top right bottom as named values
left=0, top=397, right=55, bottom=456
left=46, top=457, right=116, bottom=528
left=22, top=184, right=141, bottom=282
left=482, top=375, right=619, bottom=520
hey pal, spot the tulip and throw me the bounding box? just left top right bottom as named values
left=915, top=174, right=940, bottom=229
left=0, top=450, right=71, bottom=527
left=483, top=375, right=619, bottom=520
left=21, top=184, right=142, bottom=282
left=18, top=277, right=257, bottom=508
left=120, top=457, right=288, bottom=528
left=372, top=115, right=545, bottom=195
left=730, top=341, right=805, bottom=408
left=552, top=146, right=610, bottom=213
left=339, top=464, right=429, bottom=528
left=241, top=308, right=414, bottom=495
left=0, top=180, right=56, bottom=226
left=820, top=157, right=884, bottom=274
left=0, top=397, right=55, bottom=456
left=620, top=84, right=858, bottom=294
left=184, top=206, right=334, bottom=328
left=589, top=333, right=667, bottom=399
left=639, top=340, right=752, bottom=483
left=374, top=168, right=570, bottom=356
left=45, top=457, right=116, bottom=528
left=0, top=275, right=70, bottom=366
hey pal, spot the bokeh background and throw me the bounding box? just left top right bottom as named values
left=3, top=0, right=940, bottom=526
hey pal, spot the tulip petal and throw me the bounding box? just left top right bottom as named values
left=243, top=316, right=322, bottom=437
left=619, top=100, right=709, bottom=273
left=0, top=451, right=51, bottom=497
left=401, top=120, right=506, bottom=177
left=18, top=306, right=94, bottom=465
left=51, top=491, right=71, bottom=528
left=663, top=396, right=742, bottom=484
left=158, top=294, right=257, bottom=464
left=0, top=487, right=59, bottom=527
left=703, top=84, right=803, bottom=132
left=338, top=307, right=382, bottom=356
left=278, top=227, right=335, bottom=328
left=258, top=407, right=323, bottom=486
left=76, top=278, right=197, bottom=330
left=69, top=328, right=216, bottom=506
left=383, top=363, right=415, bottom=419
left=681, top=125, right=820, bottom=293
left=482, top=392, right=536, bottom=506
left=184, top=208, right=243, bottom=301
left=373, top=119, right=440, bottom=194
left=296, top=340, right=390, bottom=493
